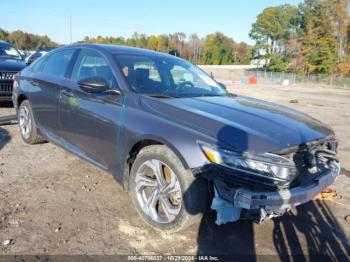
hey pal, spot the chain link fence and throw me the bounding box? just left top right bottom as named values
left=199, top=66, right=350, bottom=88
left=243, top=70, right=350, bottom=88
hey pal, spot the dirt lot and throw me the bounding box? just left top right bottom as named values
left=0, top=85, right=350, bottom=258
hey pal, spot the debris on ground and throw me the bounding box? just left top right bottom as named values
left=54, top=225, right=62, bottom=233
left=314, top=188, right=342, bottom=201
left=82, top=185, right=91, bottom=192
left=2, top=239, right=13, bottom=247
left=8, top=218, right=19, bottom=227
left=345, top=215, right=350, bottom=225
left=289, top=99, right=299, bottom=104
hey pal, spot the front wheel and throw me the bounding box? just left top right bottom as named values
left=129, top=145, right=209, bottom=232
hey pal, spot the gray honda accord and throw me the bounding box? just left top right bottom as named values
left=12, top=44, right=340, bottom=232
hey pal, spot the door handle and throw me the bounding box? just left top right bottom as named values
left=61, top=89, right=74, bottom=98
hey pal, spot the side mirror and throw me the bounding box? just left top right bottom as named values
left=104, top=89, right=121, bottom=96
left=26, top=57, right=34, bottom=65
left=78, top=77, right=108, bottom=93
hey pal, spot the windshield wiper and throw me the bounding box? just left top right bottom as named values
left=196, top=92, right=237, bottom=98
left=195, top=93, right=225, bottom=97
left=145, top=94, right=177, bottom=99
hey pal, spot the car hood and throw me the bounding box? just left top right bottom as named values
left=140, top=95, right=334, bottom=153
left=0, top=58, right=27, bottom=71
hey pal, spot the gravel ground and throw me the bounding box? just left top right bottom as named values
left=0, top=85, right=349, bottom=258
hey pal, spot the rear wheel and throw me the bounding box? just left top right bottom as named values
left=18, top=100, right=44, bottom=144
left=129, top=145, right=209, bottom=232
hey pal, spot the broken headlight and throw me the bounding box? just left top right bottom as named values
left=200, top=143, right=298, bottom=182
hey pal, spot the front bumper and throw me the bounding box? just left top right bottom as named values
left=214, top=163, right=340, bottom=211
left=0, top=96, right=12, bottom=102
left=0, top=80, right=13, bottom=101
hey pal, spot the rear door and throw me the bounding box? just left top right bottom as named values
left=29, top=48, right=77, bottom=134
left=58, top=48, right=124, bottom=171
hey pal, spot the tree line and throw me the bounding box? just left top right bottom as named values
left=1, top=27, right=251, bottom=65
left=81, top=32, right=252, bottom=65
left=250, top=0, right=350, bottom=76
left=0, top=28, right=57, bottom=50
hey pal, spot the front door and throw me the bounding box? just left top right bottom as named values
left=59, top=48, right=124, bottom=172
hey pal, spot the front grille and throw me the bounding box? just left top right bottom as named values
left=0, top=71, right=17, bottom=80
left=197, top=164, right=283, bottom=191
left=0, top=82, right=13, bottom=94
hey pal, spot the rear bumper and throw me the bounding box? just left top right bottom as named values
left=214, top=163, right=340, bottom=211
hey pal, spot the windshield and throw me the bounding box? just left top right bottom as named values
left=114, top=54, right=227, bottom=98
left=0, top=43, right=22, bottom=60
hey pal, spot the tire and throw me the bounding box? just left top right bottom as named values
left=18, top=100, right=44, bottom=144
left=129, top=145, right=209, bottom=232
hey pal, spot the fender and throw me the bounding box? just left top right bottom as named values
left=121, top=134, right=193, bottom=191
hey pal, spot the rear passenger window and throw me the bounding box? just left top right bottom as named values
left=42, top=49, right=75, bottom=78
left=71, top=49, right=118, bottom=89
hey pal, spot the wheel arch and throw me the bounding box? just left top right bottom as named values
left=122, top=136, right=190, bottom=191
left=17, top=93, right=28, bottom=108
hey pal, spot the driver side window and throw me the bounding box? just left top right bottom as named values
left=72, top=49, right=118, bottom=89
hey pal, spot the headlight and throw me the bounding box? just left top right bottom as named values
left=200, top=143, right=298, bottom=182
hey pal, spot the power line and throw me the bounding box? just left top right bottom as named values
left=69, top=15, right=73, bottom=44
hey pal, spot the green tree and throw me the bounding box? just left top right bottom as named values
left=311, top=37, right=338, bottom=75
left=82, top=32, right=251, bottom=65
left=328, top=0, right=350, bottom=61
left=297, top=21, right=319, bottom=75
left=250, top=0, right=350, bottom=76
left=1, top=28, right=57, bottom=50
left=201, top=32, right=235, bottom=65
left=297, top=0, right=345, bottom=75
left=250, top=5, right=299, bottom=58
left=0, top=28, right=8, bottom=41
left=233, top=42, right=252, bottom=64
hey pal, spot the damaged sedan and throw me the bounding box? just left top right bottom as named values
left=12, top=44, right=340, bottom=231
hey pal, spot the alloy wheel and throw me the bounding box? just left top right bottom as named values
left=134, top=159, right=182, bottom=224
left=19, top=105, right=32, bottom=139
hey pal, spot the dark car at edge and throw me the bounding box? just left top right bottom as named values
left=0, top=40, right=27, bottom=101
left=12, top=44, right=341, bottom=232
left=25, top=47, right=57, bottom=65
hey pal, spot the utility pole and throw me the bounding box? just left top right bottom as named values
left=69, top=15, right=73, bottom=44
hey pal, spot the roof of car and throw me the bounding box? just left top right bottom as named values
left=0, top=40, right=11, bottom=45
left=38, top=47, right=57, bottom=52
left=67, top=43, right=178, bottom=59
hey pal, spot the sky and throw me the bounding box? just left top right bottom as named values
left=1, top=0, right=302, bottom=45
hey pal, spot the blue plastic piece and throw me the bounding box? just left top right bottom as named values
left=211, top=188, right=242, bottom=225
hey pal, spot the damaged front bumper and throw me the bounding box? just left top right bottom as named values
left=212, top=162, right=340, bottom=224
